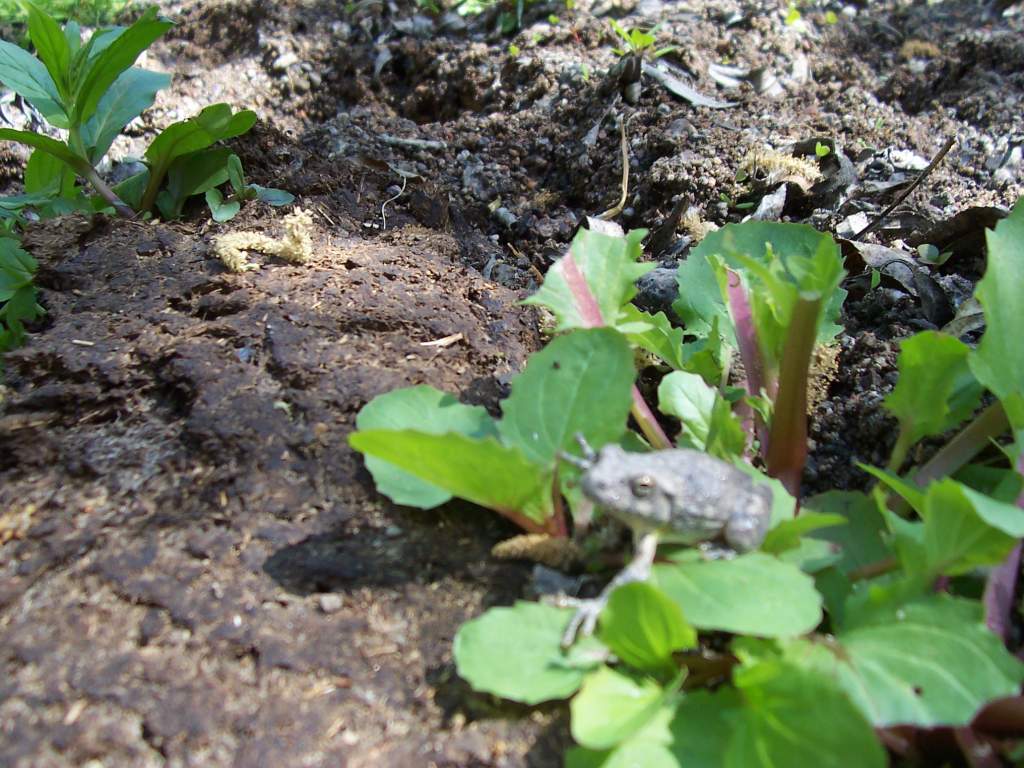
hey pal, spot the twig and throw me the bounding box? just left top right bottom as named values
left=378, top=134, right=447, bottom=151
left=597, top=118, right=629, bottom=221
left=853, top=136, right=956, bottom=239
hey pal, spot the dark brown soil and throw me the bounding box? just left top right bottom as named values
left=1, top=0, right=1022, bottom=765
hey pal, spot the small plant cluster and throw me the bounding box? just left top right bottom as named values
left=351, top=198, right=1024, bottom=765
left=0, top=1, right=294, bottom=359
left=0, top=1, right=292, bottom=224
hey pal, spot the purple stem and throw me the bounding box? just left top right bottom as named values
left=985, top=543, right=1022, bottom=640
left=725, top=270, right=770, bottom=450
left=561, top=247, right=673, bottom=450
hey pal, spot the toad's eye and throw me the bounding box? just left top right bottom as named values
left=630, top=475, right=655, bottom=498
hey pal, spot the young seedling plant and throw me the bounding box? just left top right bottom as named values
left=0, top=1, right=290, bottom=222
left=350, top=200, right=1024, bottom=765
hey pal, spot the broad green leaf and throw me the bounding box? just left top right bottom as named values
left=0, top=283, right=43, bottom=351
left=688, top=223, right=846, bottom=374
left=668, top=689, right=736, bottom=768
left=71, top=7, right=172, bottom=125
left=498, top=328, right=634, bottom=466
left=523, top=228, right=652, bottom=331
left=673, top=248, right=730, bottom=341
left=348, top=429, right=552, bottom=521
left=921, top=478, right=1022, bottom=575
left=80, top=67, right=170, bottom=162
left=657, top=370, right=744, bottom=459
left=454, top=602, right=603, bottom=704
left=205, top=188, right=240, bottom=222
left=0, top=236, right=37, bottom=301
left=22, top=0, right=70, bottom=98
left=0, top=39, right=67, bottom=126
left=728, top=659, right=885, bottom=767
left=652, top=552, right=821, bottom=636
left=885, top=331, right=982, bottom=447
left=760, top=512, right=846, bottom=555
left=155, top=147, right=232, bottom=220
left=803, top=595, right=1024, bottom=727
left=251, top=185, right=295, bottom=206
left=658, top=370, right=714, bottom=446
left=571, top=666, right=672, bottom=749
left=598, top=582, right=696, bottom=673
left=566, top=742, right=677, bottom=768
left=971, top=198, right=1024, bottom=417
left=24, top=148, right=73, bottom=195
left=354, top=385, right=497, bottom=509
left=618, top=304, right=687, bottom=370
left=145, top=103, right=258, bottom=170
left=804, top=491, right=890, bottom=574
left=0, top=129, right=85, bottom=173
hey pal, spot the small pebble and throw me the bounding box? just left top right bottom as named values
left=319, top=594, right=344, bottom=614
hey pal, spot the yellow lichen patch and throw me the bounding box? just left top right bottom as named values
left=807, top=343, right=841, bottom=412
left=900, top=40, right=942, bottom=60
left=491, top=533, right=582, bottom=570
left=680, top=207, right=719, bottom=243
left=740, top=149, right=822, bottom=191
left=212, top=208, right=315, bottom=273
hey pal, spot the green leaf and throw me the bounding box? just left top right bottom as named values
left=804, top=491, right=890, bottom=574
left=885, top=331, right=982, bottom=447
left=598, top=582, right=696, bottom=673
left=657, top=370, right=745, bottom=459
left=523, top=228, right=652, bottom=331
left=807, top=595, right=1024, bottom=727
left=145, top=102, right=258, bottom=171
left=227, top=153, right=245, bottom=191
left=251, top=185, right=295, bottom=206
left=354, top=385, right=497, bottom=509
left=618, top=304, right=686, bottom=370
left=155, top=147, right=232, bottom=220
left=673, top=247, right=731, bottom=342
left=571, top=666, right=672, bottom=750
left=71, top=7, right=172, bottom=125
left=21, top=0, right=71, bottom=99
left=497, top=328, right=635, bottom=467
left=652, top=552, right=822, bottom=636
left=921, top=478, right=1022, bottom=576
left=0, top=236, right=37, bottom=301
left=24, top=148, right=73, bottom=195
left=348, top=429, right=552, bottom=522
left=567, top=742, right=678, bottom=768
left=0, top=39, right=67, bottom=126
left=205, top=188, right=240, bottom=223
left=0, top=128, right=86, bottom=173
left=454, top=602, right=603, bottom=704
left=971, top=197, right=1024, bottom=420
left=727, top=659, right=886, bottom=767
left=80, top=67, right=169, bottom=162
left=760, top=512, right=847, bottom=555
left=667, top=689, right=736, bottom=767
left=860, top=464, right=925, bottom=513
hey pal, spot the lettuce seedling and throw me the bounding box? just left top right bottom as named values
left=351, top=219, right=1024, bottom=766
left=0, top=2, right=278, bottom=221
left=205, top=154, right=294, bottom=223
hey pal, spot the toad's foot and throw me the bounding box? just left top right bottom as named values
left=553, top=595, right=609, bottom=648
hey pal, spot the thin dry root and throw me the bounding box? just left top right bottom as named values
left=491, top=533, right=582, bottom=571
left=213, top=208, right=314, bottom=273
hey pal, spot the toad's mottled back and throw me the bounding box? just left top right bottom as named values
left=578, top=444, right=772, bottom=551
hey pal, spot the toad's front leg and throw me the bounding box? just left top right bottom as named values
left=560, top=531, right=659, bottom=647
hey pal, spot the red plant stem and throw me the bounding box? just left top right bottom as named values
left=561, top=249, right=673, bottom=450
left=725, top=270, right=770, bottom=450
left=765, top=294, right=822, bottom=497
left=984, top=542, right=1021, bottom=640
